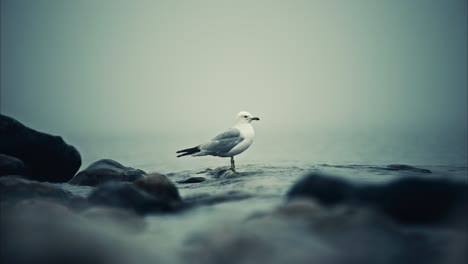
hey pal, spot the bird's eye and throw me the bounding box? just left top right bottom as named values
left=244, top=115, right=248, bottom=118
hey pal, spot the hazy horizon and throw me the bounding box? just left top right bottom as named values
left=1, top=0, right=467, bottom=168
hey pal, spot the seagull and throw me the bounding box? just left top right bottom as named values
left=176, top=111, right=260, bottom=172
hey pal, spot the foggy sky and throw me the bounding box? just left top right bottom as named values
left=1, top=0, right=467, bottom=166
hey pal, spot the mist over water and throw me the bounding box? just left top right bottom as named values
left=1, top=0, right=467, bottom=169
left=68, top=126, right=466, bottom=173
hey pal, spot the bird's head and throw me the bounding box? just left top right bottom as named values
left=236, top=111, right=260, bottom=124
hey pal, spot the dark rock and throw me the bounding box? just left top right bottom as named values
left=0, top=114, right=82, bottom=182
left=0, top=176, right=75, bottom=203
left=133, top=173, right=182, bottom=205
left=88, top=182, right=177, bottom=214
left=287, top=173, right=468, bottom=226
left=177, top=176, right=206, bottom=184
left=358, top=177, right=468, bottom=226
left=69, top=159, right=146, bottom=186
left=0, top=154, right=28, bottom=177
left=287, top=173, right=355, bottom=206
left=384, top=164, right=432, bottom=173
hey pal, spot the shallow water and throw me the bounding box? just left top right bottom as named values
left=58, top=161, right=467, bottom=264
left=49, top=131, right=468, bottom=263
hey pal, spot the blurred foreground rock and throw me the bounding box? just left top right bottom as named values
left=184, top=198, right=467, bottom=264
left=88, top=173, right=182, bottom=214
left=0, top=114, right=82, bottom=182
left=69, top=159, right=146, bottom=186
left=287, top=172, right=468, bottom=227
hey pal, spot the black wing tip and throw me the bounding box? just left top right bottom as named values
left=176, top=146, right=200, bottom=157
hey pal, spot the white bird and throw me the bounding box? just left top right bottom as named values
left=176, top=111, right=260, bottom=172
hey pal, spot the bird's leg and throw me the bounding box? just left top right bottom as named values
left=230, top=157, right=236, bottom=172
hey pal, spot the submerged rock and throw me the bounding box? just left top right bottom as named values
left=88, top=182, right=178, bottom=214
left=0, top=114, right=82, bottom=182
left=287, top=173, right=467, bottom=226
left=177, top=177, right=206, bottom=184
left=384, top=164, right=432, bottom=173
left=0, top=154, right=28, bottom=177
left=69, top=159, right=146, bottom=186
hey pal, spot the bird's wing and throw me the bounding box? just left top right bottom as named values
left=212, top=128, right=242, bottom=140
left=200, top=128, right=244, bottom=155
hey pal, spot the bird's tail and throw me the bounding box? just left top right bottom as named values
left=176, top=146, right=201, bottom=157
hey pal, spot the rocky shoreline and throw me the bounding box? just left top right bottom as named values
left=1, top=114, right=467, bottom=264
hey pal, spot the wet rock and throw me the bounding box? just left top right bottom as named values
left=134, top=173, right=182, bottom=205
left=177, top=177, right=206, bottom=184
left=384, top=164, right=432, bottom=173
left=69, top=159, right=146, bottom=186
left=215, top=169, right=237, bottom=178
left=0, top=176, right=75, bottom=203
left=199, top=167, right=239, bottom=178
left=0, top=114, right=82, bottom=182
left=88, top=182, right=177, bottom=214
left=358, top=177, right=468, bottom=226
left=287, top=173, right=355, bottom=206
left=0, top=154, right=28, bottom=177
left=287, top=173, right=468, bottom=226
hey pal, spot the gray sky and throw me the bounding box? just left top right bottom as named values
left=1, top=0, right=467, bottom=166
